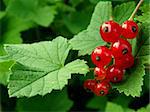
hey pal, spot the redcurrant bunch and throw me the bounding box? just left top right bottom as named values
left=84, top=19, right=138, bottom=96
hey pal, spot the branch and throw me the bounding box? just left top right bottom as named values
left=129, top=0, right=144, bottom=20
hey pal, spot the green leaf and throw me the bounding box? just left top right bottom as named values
left=0, top=60, right=14, bottom=85
left=143, top=70, right=150, bottom=90
left=6, top=0, right=57, bottom=27
left=2, top=32, right=22, bottom=44
left=0, top=45, right=6, bottom=56
left=69, top=0, right=83, bottom=7
left=89, top=0, right=100, bottom=4
left=56, top=2, right=75, bottom=12
left=114, top=64, right=145, bottom=97
left=86, top=96, right=107, bottom=111
left=16, top=88, right=73, bottom=111
left=3, top=0, right=10, bottom=6
left=136, top=4, right=150, bottom=24
left=137, top=104, right=150, bottom=112
left=128, top=38, right=137, bottom=56
left=89, top=0, right=135, bottom=4
left=113, top=2, right=135, bottom=24
left=32, top=6, right=57, bottom=27
left=140, top=4, right=150, bottom=13
left=144, top=0, right=150, bottom=3
left=136, top=12, right=150, bottom=24
left=0, top=14, right=33, bottom=56
left=5, top=36, right=89, bottom=97
left=112, top=94, right=132, bottom=108
left=0, top=13, right=34, bottom=55
left=1, top=14, right=34, bottom=34
left=105, top=102, right=135, bottom=112
left=69, top=1, right=112, bottom=56
left=0, top=11, right=6, bottom=20
left=64, top=6, right=93, bottom=34
left=105, top=102, right=124, bottom=112
left=136, top=24, right=150, bottom=65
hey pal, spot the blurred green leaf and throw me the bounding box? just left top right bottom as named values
left=89, top=0, right=100, bottom=4
left=6, top=0, right=57, bottom=27
left=105, top=102, right=124, bottom=112
left=2, top=32, right=22, bottom=44
left=0, top=33, right=21, bottom=55
left=0, top=14, right=34, bottom=55
left=114, top=64, right=145, bottom=97
left=45, top=0, right=62, bottom=4
left=64, top=6, right=93, bottom=34
left=69, top=0, right=84, bottom=7
left=0, top=11, right=6, bottom=20
left=112, top=94, right=132, bottom=108
left=56, top=2, right=75, bottom=12
left=6, top=36, right=89, bottom=97
left=86, top=96, right=107, bottom=111
left=113, top=2, right=135, bottom=24
left=105, top=102, right=135, bottom=112
left=89, top=0, right=135, bottom=4
left=0, top=14, right=34, bottom=33
left=137, top=104, right=150, bottom=112
left=16, top=88, right=73, bottom=112
left=3, top=0, right=10, bottom=6
left=0, top=60, right=14, bottom=85
left=70, top=1, right=112, bottom=56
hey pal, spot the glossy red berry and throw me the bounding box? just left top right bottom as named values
left=115, top=54, right=134, bottom=69
left=106, top=65, right=124, bottom=83
left=94, top=80, right=111, bottom=96
left=122, top=20, right=138, bottom=39
left=91, top=46, right=112, bottom=67
left=100, top=20, right=122, bottom=42
left=84, top=79, right=97, bottom=92
left=94, top=67, right=107, bottom=81
left=111, top=38, right=132, bottom=58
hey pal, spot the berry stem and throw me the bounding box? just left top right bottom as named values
left=89, top=68, right=95, bottom=71
left=145, top=66, right=150, bottom=70
left=110, top=16, right=113, bottom=20
left=129, top=0, right=144, bottom=20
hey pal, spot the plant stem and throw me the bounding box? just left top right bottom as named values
left=110, top=16, right=113, bottom=20
left=89, top=68, right=94, bottom=71
left=129, top=0, right=144, bottom=20
left=145, top=66, right=150, bottom=70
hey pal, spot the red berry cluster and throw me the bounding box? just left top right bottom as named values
left=84, top=20, right=138, bottom=96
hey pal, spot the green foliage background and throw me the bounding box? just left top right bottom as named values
left=0, top=0, right=149, bottom=112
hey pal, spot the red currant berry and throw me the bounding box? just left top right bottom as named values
left=94, top=67, right=107, bottom=81
left=111, top=38, right=132, bottom=58
left=94, top=80, right=111, bottom=96
left=102, top=79, right=112, bottom=90
left=84, top=79, right=96, bottom=92
left=122, top=20, right=138, bottom=39
left=106, top=65, right=124, bottom=83
left=100, top=20, right=122, bottom=42
left=91, top=46, right=112, bottom=67
left=115, top=54, right=134, bottom=69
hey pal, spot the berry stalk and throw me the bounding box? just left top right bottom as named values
left=129, top=0, right=144, bottom=20
left=89, top=68, right=95, bottom=71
